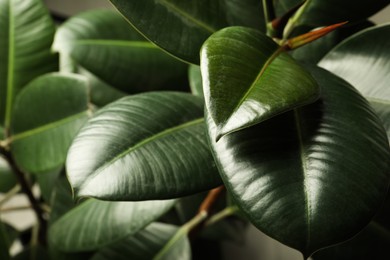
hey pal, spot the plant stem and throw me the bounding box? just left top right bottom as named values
left=204, top=205, right=239, bottom=227
left=1, top=149, right=47, bottom=245
left=154, top=186, right=225, bottom=259
left=0, top=184, right=21, bottom=208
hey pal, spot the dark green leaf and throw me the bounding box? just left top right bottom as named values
left=291, top=21, right=374, bottom=64
left=49, top=199, right=175, bottom=252
left=224, top=0, right=265, bottom=30
left=201, top=26, right=319, bottom=139
left=0, top=222, right=10, bottom=260
left=0, top=0, right=57, bottom=131
left=0, top=155, right=16, bottom=192
left=10, top=73, right=90, bottom=174
left=78, top=68, right=126, bottom=107
left=108, top=0, right=228, bottom=64
left=275, top=0, right=389, bottom=29
left=206, top=66, right=390, bottom=257
left=36, top=167, right=62, bottom=202
left=319, top=24, right=390, bottom=137
left=92, top=223, right=190, bottom=260
left=48, top=178, right=76, bottom=225
left=53, top=9, right=188, bottom=93
left=66, top=92, right=221, bottom=201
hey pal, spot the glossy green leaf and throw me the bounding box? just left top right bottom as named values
left=108, top=0, right=227, bottom=64
left=201, top=26, right=319, bottom=139
left=67, top=92, right=221, bottom=200
left=206, top=66, right=390, bottom=257
left=188, top=65, right=203, bottom=97
left=0, top=155, right=16, bottom=192
left=36, top=167, right=62, bottom=202
left=313, top=191, right=390, bottom=259
left=49, top=199, right=175, bottom=252
left=319, top=24, right=390, bottom=137
left=92, top=223, right=190, bottom=260
left=109, top=0, right=265, bottom=64
left=224, top=0, right=265, bottom=30
left=10, top=73, right=90, bottom=174
left=0, top=0, right=57, bottom=131
left=53, top=9, right=188, bottom=93
left=48, top=178, right=76, bottom=225
left=275, top=0, right=389, bottom=28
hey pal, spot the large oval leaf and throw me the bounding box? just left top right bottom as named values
left=10, top=73, right=90, bottom=174
left=53, top=10, right=188, bottom=94
left=49, top=199, right=175, bottom=252
left=275, top=0, right=389, bottom=28
left=108, top=0, right=265, bottom=64
left=92, top=223, right=190, bottom=260
left=319, top=24, right=390, bottom=137
left=201, top=26, right=319, bottom=139
left=0, top=0, right=57, bottom=131
left=108, top=0, right=227, bottom=64
left=66, top=92, right=221, bottom=201
left=206, top=66, right=390, bottom=257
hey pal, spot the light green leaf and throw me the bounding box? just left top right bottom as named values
left=53, top=9, right=188, bottom=93
left=319, top=24, right=390, bottom=137
left=67, top=92, right=221, bottom=200
left=201, top=26, right=319, bottom=139
left=10, top=73, right=90, bottom=174
left=92, top=223, right=190, bottom=260
left=188, top=65, right=203, bottom=97
left=49, top=199, right=175, bottom=252
left=0, top=0, right=58, bottom=131
left=206, top=66, right=390, bottom=257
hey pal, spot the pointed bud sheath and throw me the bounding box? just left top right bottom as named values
left=284, top=22, right=348, bottom=50
left=200, top=26, right=320, bottom=141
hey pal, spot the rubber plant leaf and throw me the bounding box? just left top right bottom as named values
left=206, top=66, right=390, bottom=257
left=201, top=26, right=319, bottom=139
left=108, top=0, right=265, bottom=64
left=0, top=0, right=57, bottom=132
left=53, top=9, right=188, bottom=94
left=319, top=24, right=390, bottom=138
left=66, top=92, right=221, bottom=201
left=49, top=199, right=175, bottom=252
left=275, top=0, right=389, bottom=29
left=10, top=73, right=90, bottom=174
left=92, top=223, right=191, bottom=260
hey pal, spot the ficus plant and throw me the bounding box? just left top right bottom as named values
left=0, top=0, right=390, bottom=259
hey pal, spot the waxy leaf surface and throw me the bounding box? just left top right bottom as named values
left=0, top=0, right=57, bottom=131
left=49, top=199, right=175, bottom=252
left=276, top=0, right=389, bottom=28
left=109, top=0, right=265, bottom=64
left=206, top=66, right=390, bottom=257
left=201, top=26, right=319, bottom=139
left=92, top=223, right=190, bottom=260
left=53, top=10, right=188, bottom=93
left=319, top=24, right=390, bottom=137
left=67, top=92, right=221, bottom=201
left=10, top=74, right=90, bottom=174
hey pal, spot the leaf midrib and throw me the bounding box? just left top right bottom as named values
left=293, top=109, right=311, bottom=251
left=157, top=0, right=216, bottom=33
left=75, top=39, right=157, bottom=48
left=5, top=2, right=15, bottom=130
left=10, top=111, right=89, bottom=142
left=86, top=117, right=204, bottom=181
left=224, top=47, right=284, bottom=126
